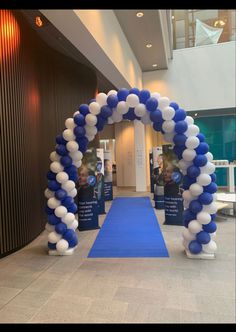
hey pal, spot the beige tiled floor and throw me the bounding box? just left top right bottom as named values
left=0, top=187, right=235, bottom=323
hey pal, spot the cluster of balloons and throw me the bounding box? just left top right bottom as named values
left=45, top=87, right=217, bottom=256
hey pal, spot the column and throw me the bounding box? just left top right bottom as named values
left=134, top=120, right=147, bottom=192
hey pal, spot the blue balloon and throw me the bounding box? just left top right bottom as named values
left=74, top=126, right=86, bottom=138
left=188, top=240, right=202, bottom=254
left=193, top=154, right=208, bottom=167
left=55, top=222, right=67, bottom=235
left=100, top=105, right=112, bottom=119
left=68, top=233, right=78, bottom=248
left=74, top=114, right=85, bottom=126
left=203, top=221, right=217, bottom=233
left=204, top=182, right=218, bottom=194
left=172, top=171, right=182, bottom=183
left=196, top=231, right=211, bottom=244
left=145, top=97, right=158, bottom=112
left=197, top=133, right=205, bottom=142
left=198, top=192, right=213, bottom=205
left=153, top=121, right=163, bottom=132
left=129, top=87, right=140, bottom=96
left=89, top=98, right=96, bottom=103
left=48, top=214, right=61, bottom=225
left=76, top=137, right=88, bottom=153
left=182, top=175, right=196, bottom=190
left=48, top=242, right=57, bottom=250
left=117, top=88, right=129, bottom=101
left=78, top=104, right=89, bottom=116
left=211, top=213, right=216, bottom=221
left=173, top=134, right=187, bottom=147
left=69, top=173, right=79, bottom=182
left=149, top=109, right=162, bottom=123
left=173, top=145, right=185, bottom=159
left=55, top=189, right=67, bottom=200
left=67, top=203, right=77, bottom=214
left=96, top=117, right=106, bottom=131
left=175, top=120, right=188, bottom=134
left=45, top=206, right=54, bottom=215
left=210, top=173, right=217, bottom=182
left=173, top=108, right=186, bottom=121
left=48, top=180, right=61, bottom=191
left=139, top=89, right=151, bottom=104
left=65, top=165, right=77, bottom=175
left=195, top=142, right=209, bottom=155
left=60, top=155, right=72, bottom=167
left=183, top=209, right=196, bottom=223
left=63, top=229, right=75, bottom=242
left=169, top=102, right=179, bottom=111
left=56, top=144, right=68, bottom=156
left=187, top=165, right=200, bottom=179
left=56, top=135, right=67, bottom=145
left=62, top=196, right=74, bottom=208
left=87, top=175, right=96, bottom=186
left=123, top=108, right=139, bottom=121
left=47, top=171, right=56, bottom=180
left=189, top=200, right=202, bottom=214
left=107, top=94, right=118, bottom=108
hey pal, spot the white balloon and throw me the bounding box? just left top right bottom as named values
left=86, top=134, right=95, bottom=142
left=141, top=111, right=151, bottom=124
left=182, top=228, right=196, bottom=241
left=183, top=200, right=189, bottom=209
left=202, top=202, right=218, bottom=214
left=212, top=193, right=217, bottom=201
left=44, top=188, right=54, bottom=199
left=89, top=102, right=101, bottom=115
left=61, top=180, right=75, bottom=192
left=126, top=94, right=139, bottom=108
left=200, top=162, right=215, bottom=175
left=54, top=206, right=68, bottom=218
left=85, top=124, right=97, bottom=136
left=163, top=132, right=175, bottom=143
left=188, top=220, right=202, bottom=234
left=108, top=117, right=114, bottom=124
left=45, top=223, right=55, bottom=233
left=72, top=160, right=82, bottom=168
left=66, top=141, right=79, bottom=153
left=182, top=190, right=195, bottom=202
left=158, top=96, right=170, bottom=110
left=185, top=116, right=194, bottom=125
left=116, top=101, right=129, bottom=115
left=162, top=120, right=175, bottom=133
left=56, top=172, right=69, bottom=184
left=182, top=169, right=187, bottom=176
left=162, top=106, right=175, bottom=120
left=196, top=211, right=211, bottom=225
left=68, top=188, right=77, bottom=198
left=68, top=219, right=79, bottom=230
left=96, top=92, right=107, bottom=106
left=56, top=239, right=69, bottom=253
left=50, top=151, right=60, bottom=162
left=73, top=111, right=80, bottom=117
left=62, top=212, right=75, bottom=225
left=65, top=118, right=76, bottom=129
left=107, top=90, right=117, bottom=96
left=185, top=136, right=200, bottom=149
left=202, top=240, right=217, bottom=254
left=210, top=232, right=216, bottom=238
left=111, top=110, right=123, bottom=123
left=48, top=231, right=62, bottom=244
left=47, top=197, right=61, bottom=209
left=50, top=161, right=64, bottom=173
left=182, top=149, right=197, bottom=162
left=178, top=159, right=192, bottom=171
left=134, top=103, right=146, bottom=117
left=185, top=124, right=200, bottom=137
left=189, top=183, right=203, bottom=196
left=205, top=152, right=213, bottom=162
left=196, top=173, right=211, bottom=186
left=69, top=151, right=83, bottom=162
left=85, top=114, right=97, bottom=126
left=151, top=92, right=161, bottom=100
left=63, top=129, right=76, bottom=141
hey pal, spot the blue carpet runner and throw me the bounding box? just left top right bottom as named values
left=88, top=197, right=169, bottom=258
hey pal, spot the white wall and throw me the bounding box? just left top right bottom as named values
left=143, top=42, right=236, bottom=111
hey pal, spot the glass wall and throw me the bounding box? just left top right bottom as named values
left=172, top=10, right=236, bottom=49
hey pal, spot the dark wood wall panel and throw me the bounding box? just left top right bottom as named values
left=0, top=10, right=97, bottom=257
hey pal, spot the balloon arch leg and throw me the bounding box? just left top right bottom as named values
left=45, top=88, right=218, bottom=259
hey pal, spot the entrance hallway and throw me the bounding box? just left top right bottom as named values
left=0, top=187, right=235, bottom=323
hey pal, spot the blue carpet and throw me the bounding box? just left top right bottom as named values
left=88, top=197, right=169, bottom=258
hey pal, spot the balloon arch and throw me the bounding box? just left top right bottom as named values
left=44, top=88, right=218, bottom=259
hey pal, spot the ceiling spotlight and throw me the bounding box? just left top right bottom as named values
left=35, top=16, right=43, bottom=27
left=214, top=20, right=225, bottom=27
left=146, top=43, right=152, bottom=48
left=172, top=15, right=175, bottom=20
left=152, top=64, right=157, bottom=68
left=136, top=12, right=144, bottom=18
left=195, top=113, right=198, bottom=116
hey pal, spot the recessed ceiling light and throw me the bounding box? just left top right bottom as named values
left=136, top=12, right=144, bottom=18
left=152, top=64, right=157, bottom=68
left=195, top=113, right=198, bottom=116
left=146, top=43, right=152, bottom=48
left=214, top=20, right=225, bottom=27
left=172, top=16, right=175, bottom=20
left=35, top=16, right=43, bottom=27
